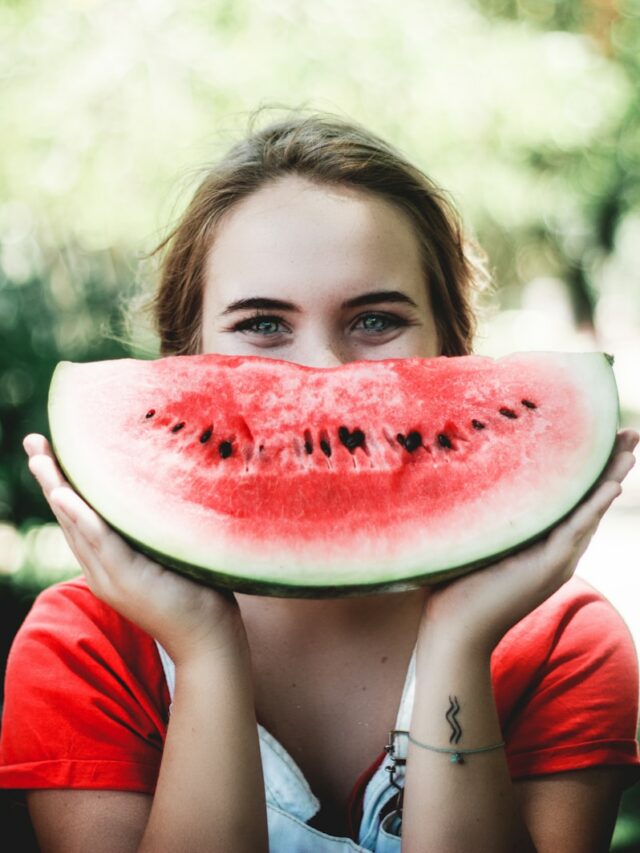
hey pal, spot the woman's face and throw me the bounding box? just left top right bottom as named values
left=201, top=174, right=440, bottom=366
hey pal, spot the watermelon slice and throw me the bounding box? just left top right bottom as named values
left=47, top=352, right=618, bottom=597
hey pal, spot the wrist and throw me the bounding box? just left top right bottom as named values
left=417, top=614, right=496, bottom=664
left=172, top=635, right=256, bottom=708
left=165, top=610, right=251, bottom=668
left=418, top=590, right=509, bottom=658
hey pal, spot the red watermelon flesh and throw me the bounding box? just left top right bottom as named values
left=47, top=351, right=618, bottom=596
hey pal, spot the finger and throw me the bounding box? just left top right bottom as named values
left=537, top=481, right=620, bottom=587
left=50, top=492, right=129, bottom=593
left=28, top=453, right=71, bottom=500
left=617, top=428, right=639, bottom=453
left=50, top=487, right=142, bottom=577
left=37, top=474, right=115, bottom=587
left=574, top=479, right=621, bottom=535
left=601, top=450, right=636, bottom=486
left=605, top=430, right=638, bottom=464
left=593, top=430, right=637, bottom=487
left=28, top=441, right=149, bottom=575
left=52, top=504, right=106, bottom=583
left=51, top=487, right=169, bottom=608
left=50, top=487, right=108, bottom=548
left=23, top=434, right=54, bottom=457
left=551, top=479, right=621, bottom=555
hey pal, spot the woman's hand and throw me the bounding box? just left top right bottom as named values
left=420, top=428, right=639, bottom=653
left=24, top=433, right=246, bottom=664
left=25, top=434, right=268, bottom=853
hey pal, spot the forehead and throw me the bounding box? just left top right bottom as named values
left=204, top=175, right=426, bottom=304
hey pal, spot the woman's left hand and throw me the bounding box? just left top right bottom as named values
left=420, top=428, right=638, bottom=653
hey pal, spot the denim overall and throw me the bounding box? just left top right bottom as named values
left=156, top=642, right=416, bottom=852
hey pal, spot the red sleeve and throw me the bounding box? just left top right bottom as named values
left=0, top=577, right=170, bottom=792
left=493, top=576, right=640, bottom=781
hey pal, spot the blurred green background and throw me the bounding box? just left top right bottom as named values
left=1, top=0, right=639, bottom=848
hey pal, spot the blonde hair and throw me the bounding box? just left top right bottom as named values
left=145, top=108, right=492, bottom=356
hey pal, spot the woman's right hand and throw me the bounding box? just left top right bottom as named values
left=24, top=433, right=247, bottom=665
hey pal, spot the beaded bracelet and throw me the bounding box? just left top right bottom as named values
left=408, top=732, right=506, bottom=765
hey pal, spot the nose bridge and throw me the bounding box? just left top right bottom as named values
left=308, top=347, right=345, bottom=369
left=298, top=322, right=347, bottom=368
left=303, top=340, right=347, bottom=369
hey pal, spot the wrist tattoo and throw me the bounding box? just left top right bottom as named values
left=446, top=695, right=462, bottom=744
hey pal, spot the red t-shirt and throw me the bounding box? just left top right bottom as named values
left=0, top=575, right=639, bottom=800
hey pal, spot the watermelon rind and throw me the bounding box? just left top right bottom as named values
left=47, top=351, right=619, bottom=598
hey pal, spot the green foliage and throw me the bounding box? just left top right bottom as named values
left=471, top=0, right=640, bottom=323
left=612, top=770, right=640, bottom=850
left=0, top=246, right=136, bottom=524
left=473, top=0, right=587, bottom=30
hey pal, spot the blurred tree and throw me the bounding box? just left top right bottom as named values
left=472, top=0, right=640, bottom=330
left=0, top=245, right=135, bottom=525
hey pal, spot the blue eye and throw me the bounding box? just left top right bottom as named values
left=233, top=314, right=287, bottom=336
left=354, top=312, right=406, bottom=334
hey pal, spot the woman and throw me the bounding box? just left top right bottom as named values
left=1, top=109, right=638, bottom=852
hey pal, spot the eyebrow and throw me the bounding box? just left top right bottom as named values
left=219, top=289, right=420, bottom=316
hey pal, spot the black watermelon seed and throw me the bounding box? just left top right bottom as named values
left=171, top=422, right=185, bottom=433
left=338, top=426, right=365, bottom=450
left=218, top=440, right=233, bottom=458
left=303, top=429, right=313, bottom=454
left=499, top=408, right=518, bottom=419
left=471, top=419, right=485, bottom=430
left=437, top=433, right=453, bottom=449
left=404, top=431, right=422, bottom=452
left=145, top=409, right=155, bottom=419
left=200, top=427, right=212, bottom=444
left=521, top=399, right=537, bottom=409
left=396, top=433, right=407, bottom=448
left=320, top=438, right=332, bottom=458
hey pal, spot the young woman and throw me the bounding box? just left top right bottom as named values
left=1, top=110, right=639, bottom=853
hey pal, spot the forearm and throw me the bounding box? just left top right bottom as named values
left=401, top=631, right=535, bottom=853
left=138, top=636, right=268, bottom=853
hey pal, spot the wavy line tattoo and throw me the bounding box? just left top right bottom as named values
left=446, top=695, right=462, bottom=744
